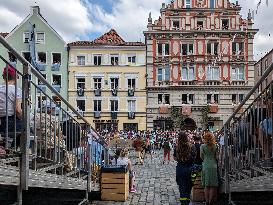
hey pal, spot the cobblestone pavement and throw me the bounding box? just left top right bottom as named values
left=90, top=150, right=204, bottom=205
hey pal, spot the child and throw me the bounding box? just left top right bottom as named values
left=116, top=148, right=136, bottom=193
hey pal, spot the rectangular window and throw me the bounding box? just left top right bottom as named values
left=110, top=54, right=119, bottom=65
left=128, top=100, right=136, bottom=112
left=37, top=52, right=46, bottom=64
left=36, top=32, right=45, bottom=44
left=157, top=68, right=163, bottom=81
left=232, top=42, right=244, bottom=55
left=207, top=42, right=219, bottom=55
left=197, top=21, right=203, bottom=30
left=76, top=78, right=85, bottom=89
left=23, top=32, right=29, bottom=43
left=222, top=19, right=229, bottom=30
left=207, top=94, right=219, bottom=103
left=206, top=66, right=219, bottom=80
left=265, top=59, right=268, bottom=69
left=210, top=0, right=214, bottom=8
left=157, top=67, right=170, bottom=81
left=172, top=20, right=180, bottom=30
left=110, top=78, right=119, bottom=89
left=38, top=74, right=46, bottom=85
left=232, top=94, right=237, bottom=104
left=93, top=54, right=102, bottom=66
left=239, top=94, right=244, bottom=103
left=110, top=100, right=118, bottom=112
left=8, top=52, right=17, bottom=63
left=182, top=66, right=195, bottom=80
left=77, top=100, right=85, bottom=111
left=77, top=56, right=85, bottom=66
left=182, top=94, right=194, bottom=104
left=94, top=100, right=102, bottom=112
left=128, top=78, right=136, bottom=89
left=128, top=54, right=136, bottom=64
left=52, top=53, right=61, bottom=65
left=181, top=43, right=194, bottom=55
left=185, top=0, right=191, bottom=8
left=52, top=74, right=61, bottom=86
left=232, top=67, right=245, bottom=80
left=157, top=43, right=169, bottom=56
left=22, top=52, right=31, bottom=63
left=158, top=94, right=170, bottom=104
left=94, top=78, right=102, bottom=89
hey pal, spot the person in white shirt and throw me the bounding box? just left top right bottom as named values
left=0, top=65, right=22, bottom=148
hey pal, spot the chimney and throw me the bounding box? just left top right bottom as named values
left=31, top=6, right=40, bottom=15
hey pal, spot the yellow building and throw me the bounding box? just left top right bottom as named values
left=68, top=29, right=146, bottom=131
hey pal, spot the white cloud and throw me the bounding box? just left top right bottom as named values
left=0, top=0, right=92, bottom=41
left=0, top=0, right=272, bottom=60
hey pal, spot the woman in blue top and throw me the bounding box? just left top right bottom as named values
left=174, top=132, right=196, bottom=205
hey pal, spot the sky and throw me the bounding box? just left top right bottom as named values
left=0, top=0, right=272, bottom=60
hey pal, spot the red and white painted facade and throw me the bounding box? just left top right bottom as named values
left=144, top=0, right=258, bottom=131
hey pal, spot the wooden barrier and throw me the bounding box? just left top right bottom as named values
left=101, top=172, right=129, bottom=201
left=191, top=175, right=205, bottom=202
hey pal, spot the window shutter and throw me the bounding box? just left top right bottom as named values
left=103, top=54, right=109, bottom=65
left=137, top=54, right=145, bottom=65
left=87, top=54, right=92, bottom=64
left=120, top=53, right=127, bottom=65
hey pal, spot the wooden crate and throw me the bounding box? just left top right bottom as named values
left=101, top=172, right=129, bottom=201
left=191, top=176, right=205, bottom=202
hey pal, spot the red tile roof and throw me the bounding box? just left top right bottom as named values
left=68, top=29, right=144, bottom=47
left=0, top=32, right=9, bottom=38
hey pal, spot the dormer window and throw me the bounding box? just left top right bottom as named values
left=222, top=19, right=229, bottom=30
left=172, top=20, right=180, bottom=30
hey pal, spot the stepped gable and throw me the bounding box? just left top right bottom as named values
left=0, top=32, right=9, bottom=38
left=68, top=29, right=144, bottom=46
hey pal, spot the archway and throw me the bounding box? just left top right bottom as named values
left=182, top=118, right=197, bottom=131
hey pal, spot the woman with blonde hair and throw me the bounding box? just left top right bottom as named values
left=201, top=132, right=219, bottom=205
left=174, top=132, right=196, bottom=205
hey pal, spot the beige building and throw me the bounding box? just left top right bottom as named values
left=68, top=29, right=146, bottom=131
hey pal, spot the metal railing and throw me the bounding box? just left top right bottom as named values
left=0, top=35, right=109, bottom=205
left=218, top=61, right=273, bottom=203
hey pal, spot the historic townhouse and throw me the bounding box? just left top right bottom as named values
left=0, top=6, right=68, bottom=105
left=254, top=49, right=273, bottom=96
left=68, top=29, right=146, bottom=131
left=144, top=0, right=258, bottom=131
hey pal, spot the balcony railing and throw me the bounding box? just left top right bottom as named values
left=111, top=112, right=117, bottom=119
left=94, top=89, right=101, bottom=96
left=94, top=111, right=101, bottom=118
left=37, top=63, right=46, bottom=71
left=77, top=88, right=84, bottom=96
left=111, top=88, right=118, bottom=96
left=128, top=89, right=134, bottom=97
left=128, top=112, right=135, bottom=119
left=52, top=84, right=61, bottom=92
left=37, top=84, right=46, bottom=93
left=51, top=63, right=60, bottom=71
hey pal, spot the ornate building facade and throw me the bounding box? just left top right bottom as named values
left=144, top=0, right=258, bottom=131
left=68, top=29, right=146, bottom=131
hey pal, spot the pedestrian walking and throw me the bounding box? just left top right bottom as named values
left=201, top=132, right=219, bottom=205
left=132, top=135, right=144, bottom=165
left=174, top=132, right=196, bottom=205
left=163, top=138, right=171, bottom=164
